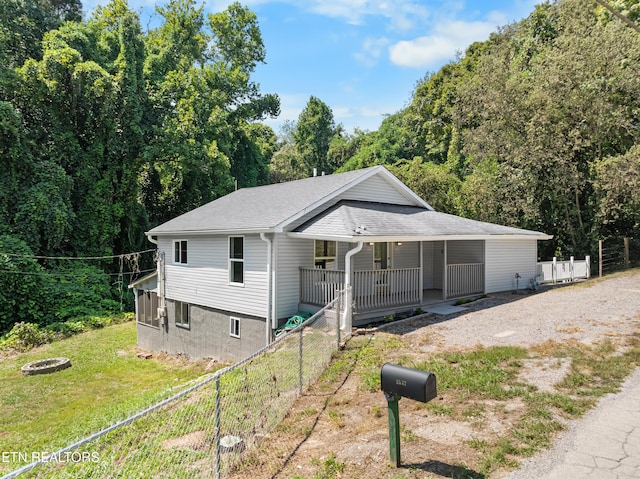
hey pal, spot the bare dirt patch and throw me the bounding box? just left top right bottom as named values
left=237, top=270, right=640, bottom=479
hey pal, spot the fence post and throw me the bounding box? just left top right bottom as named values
left=336, top=292, right=341, bottom=350
left=570, top=256, right=575, bottom=282
left=552, top=257, right=557, bottom=284
left=585, top=255, right=591, bottom=279
left=215, top=375, right=221, bottom=479
left=599, top=240, right=603, bottom=278
left=624, top=237, right=630, bottom=269
left=298, top=326, right=304, bottom=395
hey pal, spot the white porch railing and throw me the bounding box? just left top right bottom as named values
left=353, top=268, right=421, bottom=312
left=300, top=268, right=345, bottom=306
left=300, top=268, right=421, bottom=312
left=537, top=256, right=591, bottom=284
left=447, top=263, right=484, bottom=298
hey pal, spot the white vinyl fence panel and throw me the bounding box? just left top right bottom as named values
left=537, top=256, right=591, bottom=284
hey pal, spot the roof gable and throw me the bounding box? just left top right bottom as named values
left=147, top=166, right=431, bottom=235
left=292, top=201, right=552, bottom=241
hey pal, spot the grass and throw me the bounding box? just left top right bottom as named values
left=298, top=330, right=640, bottom=478
left=0, top=321, right=210, bottom=474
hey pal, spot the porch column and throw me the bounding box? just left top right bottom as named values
left=419, top=242, right=424, bottom=303
left=443, top=241, right=448, bottom=300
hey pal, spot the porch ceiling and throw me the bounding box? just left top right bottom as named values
left=291, top=200, right=552, bottom=242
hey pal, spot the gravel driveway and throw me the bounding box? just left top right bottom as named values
left=385, top=270, right=640, bottom=353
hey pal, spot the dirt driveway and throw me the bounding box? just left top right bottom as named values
left=247, top=271, right=640, bottom=479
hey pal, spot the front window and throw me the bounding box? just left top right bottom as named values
left=175, top=300, right=190, bottom=328
left=229, top=236, right=244, bottom=284
left=314, top=240, right=337, bottom=269
left=174, top=240, right=188, bottom=264
left=374, top=242, right=390, bottom=270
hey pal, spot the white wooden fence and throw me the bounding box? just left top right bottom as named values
left=537, top=256, right=591, bottom=284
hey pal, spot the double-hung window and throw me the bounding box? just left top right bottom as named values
left=229, top=236, right=244, bottom=285
left=174, top=240, right=188, bottom=264
left=314, top=240, right=337, bottom=270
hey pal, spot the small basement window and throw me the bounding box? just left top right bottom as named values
left=230, top=317, right=240, bottom=338
left=175, top=301, right=190, bottom=329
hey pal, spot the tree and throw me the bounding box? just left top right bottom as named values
left=294, top=96, right=335, bottom=175
left=594, top=145, right=640, bottom=237
left=142, top=0, right=279, bottom=224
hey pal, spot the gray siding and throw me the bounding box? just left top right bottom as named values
left=335, top=174, right=415, bottom=205
left=159, top=234, right=268, bottom=318
left=392, top=241, right=420, bottom=269
left=422, top=242, right=434, bottom=289
left=448, top=240, right=484, bottom=264
left=423, top=241, right=444, bottom=289
left=275, top=235, right=314, bottom=320
left=353, top=243, right=374, bottom=270
left=485, top=239, right=538, bottom=293
left=285, top=173, right=418, bottom=231
left=137, top=304, right=265, bottom=362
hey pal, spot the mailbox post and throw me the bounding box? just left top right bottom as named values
left=380, top=363, right=437, bottom=468
left=384, top=391, right=402, bottom=467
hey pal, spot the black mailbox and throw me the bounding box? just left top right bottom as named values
left=380, top=363, right=437, bottom=403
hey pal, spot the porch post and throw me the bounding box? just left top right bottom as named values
left=443, top=241, right=448, bottom=300
left=419, top=242, right=424, bottom=305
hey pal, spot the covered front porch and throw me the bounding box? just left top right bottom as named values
left=299, top=240, right=485, bottom=322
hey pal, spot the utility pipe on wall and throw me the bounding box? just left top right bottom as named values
left=260, top=233, right=273, bottom=346
left=343, top=241, right=364, bottom=329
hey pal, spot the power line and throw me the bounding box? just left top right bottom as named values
left=0, top=249, right=157, bottom=261
left=0, top=268, right=156, bottom=278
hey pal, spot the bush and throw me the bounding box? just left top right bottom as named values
left=0, top=235, right=50, bottom=332
left=45, top=262, right=122, bottom=323
left=1, top=322, right=55, bottom=352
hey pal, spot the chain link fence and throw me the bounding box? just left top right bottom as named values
left=3, top=289, right=350, bottom=479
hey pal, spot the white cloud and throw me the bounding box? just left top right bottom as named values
left=389, top=19, right=497, bottom=68
left=306, top=0, right=429, bottom=30
left=354, top=36, right=390, bottom=67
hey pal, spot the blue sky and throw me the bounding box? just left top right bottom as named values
left=83, top=0, right=539, bottom=135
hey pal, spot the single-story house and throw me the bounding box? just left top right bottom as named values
left=131, top=165, right=551, bottom=361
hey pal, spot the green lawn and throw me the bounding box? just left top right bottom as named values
left=0, top=321, right=209, bottom=474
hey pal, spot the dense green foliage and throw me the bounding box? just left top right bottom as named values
left=0, top=0, right=279, bottom=331
left=2, top=0, right=638, bottom=331
left=272, top=0, right=640, bottom=259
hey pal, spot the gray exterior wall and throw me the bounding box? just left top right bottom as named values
left=158, top=234, right=268, bottom=318
left=274, top=235, right=314, bottom=320
left=422, top=241, right=444, bottom=289
left=485, top=239, right=538, bottom=293
left=448, top=240, right=484, bottom=264
left=137, top=302, right=265, bottom=362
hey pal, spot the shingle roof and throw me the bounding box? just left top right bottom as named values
left=147, top=166, right=385, bottom=234
left=293, top=201, right=551, bottom=240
